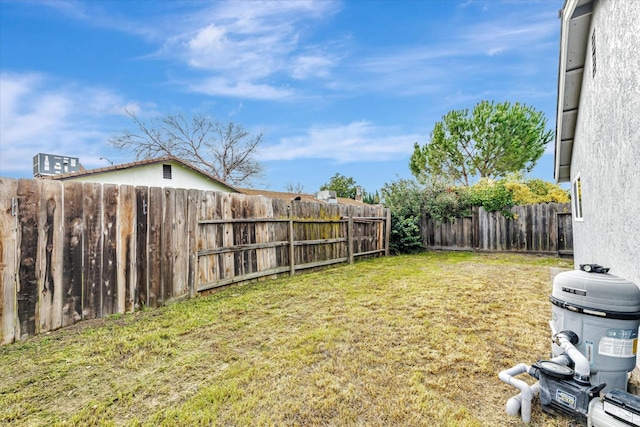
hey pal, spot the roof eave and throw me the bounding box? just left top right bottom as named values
left=554, top=0, right=593, bottom=183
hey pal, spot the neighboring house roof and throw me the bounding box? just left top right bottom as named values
left=240, top=188, right=372, bottom=207
left=554, top=0, right=594, bottom=183
left=42, top=156, right=239, bottom=192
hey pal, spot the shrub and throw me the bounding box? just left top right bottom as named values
left=389, top=212, right=423, bottom=255
left=381, top=179, right=425, bottom=254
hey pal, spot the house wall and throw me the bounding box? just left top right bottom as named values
left=60, top=162, right=233, bottom=192
left=570, top=0, right=640, bottom=285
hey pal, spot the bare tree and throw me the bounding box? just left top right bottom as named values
left=110, top=111, right=265, bottom=186
left=284, top=182, right=305, bottom=194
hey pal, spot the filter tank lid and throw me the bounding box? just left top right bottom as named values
left=552, top=270, right=640, bottom=314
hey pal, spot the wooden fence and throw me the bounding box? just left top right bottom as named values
left=422, top=202, right=573, bottom=255
left=0, top=178, right=389, bottom=345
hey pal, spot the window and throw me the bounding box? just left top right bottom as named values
left=572, top=174, right=583, bottom=221
left=591, top=29, right=596, bottom=78
left=163, top=164, right=172, bottom=179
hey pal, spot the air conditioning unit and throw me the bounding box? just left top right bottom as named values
left=33, top=153, right=80, bottom=177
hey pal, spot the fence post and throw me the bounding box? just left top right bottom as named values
left=472, top=206, right=480, bottom=249
left=289, top=217, right=295, bottom=276
left=348, top=216, right=354, bottom=264
left=385, top=208, right=391, bottom=256
left=187, top=189, right=199, bottom=298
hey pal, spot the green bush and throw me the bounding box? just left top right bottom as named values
left=466, top=179, right=515, bottom=218
left=389, top=212, right=423, bottom=255
left=381, top=179, right=425, bottom=254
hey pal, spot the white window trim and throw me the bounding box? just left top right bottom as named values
left=572, top=173, right=583, bottom=222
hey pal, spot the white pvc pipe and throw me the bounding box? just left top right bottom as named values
left=506, top=382, right=540, bottom=417
left=502, top=354, right=572, bottom=420
left=499, top=363, right=534, bottom=423
left=555, top=332, right=590, bottom=382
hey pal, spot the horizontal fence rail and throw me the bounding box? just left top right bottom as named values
left=195, top=216, right=388, bottom=293
left=0, top=178, right=389, bottom=345
left=422, top=202, right=573, bottom=255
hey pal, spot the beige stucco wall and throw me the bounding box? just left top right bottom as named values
left=570, top=0, right=640, bottom=285
left=60, top=161, right=233, bottom=192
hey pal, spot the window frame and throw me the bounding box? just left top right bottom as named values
left=162, top=164, right=172, bottom=180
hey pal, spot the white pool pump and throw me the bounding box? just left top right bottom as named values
left=499, top=265, right=640, bottom=425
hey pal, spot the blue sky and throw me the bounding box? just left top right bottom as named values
left=0, top=0, right=562, bottom=193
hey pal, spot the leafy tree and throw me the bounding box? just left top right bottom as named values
left=320, top=173, right=358, bottom=199
left=110, top=110, right=265, bottom=186
left=410, top=101, right=553, bottom=186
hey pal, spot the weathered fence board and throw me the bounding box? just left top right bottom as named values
left=135, top=186, right=148, bottom=309
left=422, top=202, right=573, bottom=255
left=0, top=178, right=389, bottom=345
left=17, top=179, right=39, bottom=339
left=38, top=179, right=63, bottom=333
left=102, top=184, right=118, bottom=317
left=62, top=182, right=83, bottom=325
left=173, top=189, right=189, bottom=298
left=118, top=185, right=136, bottom=313
left=147, top=187, right=162, bottom=307
left=83, top=182, right=102, bottom=319
left=161, top=188, right=176, bottom=302
left=557, top=211, right=573, bottom=255
left=0, top=178, right=18, bottom=344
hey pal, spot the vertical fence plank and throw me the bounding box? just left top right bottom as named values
left=37, top=180, right=63, bottom=332
left=102, top=184, right=118, bottom=316
left=161, top=188, right=175, bottom=302
left=135, top=187, right=148, bottom=308
left=187, top=189, right=201, bottom=298
left=147, top=187, right=163, bottom=307
left=62, top=182, right=83, bottom=325
left=119, top=185, right=136, bottom=313
left=222, top=193, right=234, bottom=280
left=16, top=179, right=39, bottom=340
left=203, top=191, right=218, bottom=286
left=263, top=197, right=277, bottom=274
left=174, top=188, right=189, bottom=298
left=1, top=178, right=18, bottom=344
left=83, top=183, right=102, bottom=319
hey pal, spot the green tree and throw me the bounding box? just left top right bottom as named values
left=320, top=173, right=358, bottom=199
left=410, top=101, right=553, bottom=186
left=363, top=190, right=380, bottom=205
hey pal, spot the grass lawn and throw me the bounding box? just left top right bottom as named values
left=1, top=251, right=576, bottom=426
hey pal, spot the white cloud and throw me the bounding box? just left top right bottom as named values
left=291, top=55, right=334, bottom=79
left=259, top=121, right=422, bottom=163
left=0, top=72, right=136, bottom=177
left=188, top=77, right=293, bottom=100
left=161, top=1, right=341, bottom=97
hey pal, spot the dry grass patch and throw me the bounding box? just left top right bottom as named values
left=1, top=251, right=574, bottom=426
